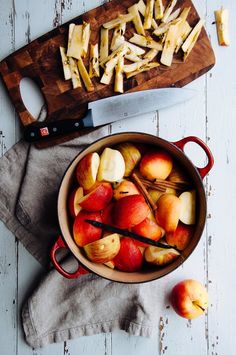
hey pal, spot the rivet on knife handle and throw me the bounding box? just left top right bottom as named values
left=24, top=119, right=86, bottom=142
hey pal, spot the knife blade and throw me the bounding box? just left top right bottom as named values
left=23, top=88, right=196, bottom=142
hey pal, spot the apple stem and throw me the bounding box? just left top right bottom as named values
left=192, top=301, right=205, bottom=312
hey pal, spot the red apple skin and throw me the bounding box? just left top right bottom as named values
left=166, top=223, right=194, bottom=250
left=132, top=217, right=163, bottom=247
left=113, top=195, right=150, bottom=229
left=76, top=152, right=99, bottom=190
left=102, top=203, right=115, bottom=225
left=78, top=183, right=113, bottom=212
left=171, top=279, right=209, bottom=319
left=140, top=151, right=173, bottom=180
left=113, top=237, right=143, bottom=272
left=73, top=210, right=102, bottom=247
left=68, top=187, right=83, bottom=218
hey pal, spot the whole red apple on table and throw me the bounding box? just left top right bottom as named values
left=171, top=279, right=209, bottom=319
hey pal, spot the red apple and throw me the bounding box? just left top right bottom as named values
left=113, top=195, right=149, bottom=229
left=166, top=223, right=194, bottom=250
left=73, top=210, right=102, bottom=247
left=140, top=150, right=173, bottom=180
left=68, top=187, right=83, bottom=218
left=77, top=182, right=113, bottom=212
left=114, top=237, right=143, bottom=272
left=102, top=203, right=115, bottom=225
left=171, top=279, right=209, bottom=319
left=132, top=217, right=163, bottom=247
left=155, top=194, right=181, bottom=233
left=76, top=152, right=100, bottom=190
left=113, top=180, right=139, bottom=200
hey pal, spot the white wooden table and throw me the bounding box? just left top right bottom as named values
left=0, top=0, right=235, bottom=354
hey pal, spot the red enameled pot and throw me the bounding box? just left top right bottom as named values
left=50, top=133, right=214, bottom=283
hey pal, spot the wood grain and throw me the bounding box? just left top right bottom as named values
left=0, top=0, right=215, bottom=148
left=1, top=0, right=236, bottom=354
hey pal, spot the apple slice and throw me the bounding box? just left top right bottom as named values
left=73, top=210, right=102, bottom=247
left=179, top=190, right=196, bottom=225
left=144, top=245, right=180, bottom=265
left=139, top=150, right=173, bottom=180
left=84, top=233, right=120, bottom=263
left=76, top=152, right=100, bottom=190
left=117, top=143, right=141, bottom=176
left=97, top=147, right=125, bottom=182
left=148, top=187, right=177, bottom=204
left=77, top=182, right=113, bottom=212
left=155, top=194, right=181, bottom=233
left=132, top=217, right=163, bottom=247
left=104, top=260, right=115, bottom=269
left=68, top=187, right=84, bottom=218
left=114, top=237, right=143, bottom=272
left=166, top=222, right=194, bottom=250
left=113, top=180, right=139, bottom=200
left=113, top=195, right=149, bottom=229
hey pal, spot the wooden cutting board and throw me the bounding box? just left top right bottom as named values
left=0, top=0, right=215, bottom=148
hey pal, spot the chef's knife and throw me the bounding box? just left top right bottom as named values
left=24, top=88, right=196, bottom=142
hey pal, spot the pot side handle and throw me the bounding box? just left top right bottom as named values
left=173, top=136, right=214, bottom=179
left=50, top=236, right=89, bottom=279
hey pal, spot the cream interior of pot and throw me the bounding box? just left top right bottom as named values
left=58, top=133, right=206, bottom=283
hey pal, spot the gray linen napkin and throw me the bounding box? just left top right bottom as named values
left=0, top=128, right=161, bottom=348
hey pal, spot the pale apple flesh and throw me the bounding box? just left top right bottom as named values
left=97, top=147, right=125, bottom=182
left=144, top=245, right=180, bottom=265
left=179, top=190, right=196, bottom=225
left=77, top=182, right=113, bottom=211
left=84, top=233, right=120, bottom=263
left=68, top=186, right=83, bottom=218
left=171, top=279, right=209, bottom=319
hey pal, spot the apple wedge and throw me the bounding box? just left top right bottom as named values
left=113, top=180, right=139, bottom=200
left=77, top=182, right=113, bottom=212
left=179, top=190, right=196, bottom=225
left=117, top=142, right=141, bottom=176
left=144, top=245, right=180, bottom=265
left=166, top=222, right=194, bottom=250
left=155, top=194, right=181, bottom=233
left=97, top=147, right=125, bottom=182
left=84, top=233, right=120, bottom=263
left=68, top=186, right=83, bottom=218
left=73, top=210, right=102, bottom=247
left=76, top=152, right=100, bottom=190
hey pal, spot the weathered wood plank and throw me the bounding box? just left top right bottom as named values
left=14, top=0, right=65, bottom=354
left=153, top=0, right=209, bottom=352
left=0, top=1, right=18, bottom=355
left=206, top=0, right=236, bottom=354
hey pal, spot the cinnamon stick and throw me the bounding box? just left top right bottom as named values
left=132, top=172, right=157, bottom=211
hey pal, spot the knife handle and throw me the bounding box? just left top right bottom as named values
left=23, top=111, right=93, bottom=143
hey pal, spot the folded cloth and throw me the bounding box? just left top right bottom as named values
left=0, top=128, right=161, bottom=348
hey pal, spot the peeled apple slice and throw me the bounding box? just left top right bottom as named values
left=144, top=245, right=180, bottom=265
left=179, top=190, right=196, bottom=225
left=97, top=148, right=125, bottom=182
left=84, top=233, right=120, bottom=263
